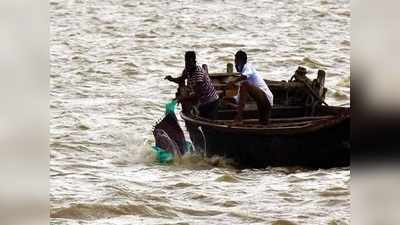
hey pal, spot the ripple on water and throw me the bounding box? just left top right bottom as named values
left=271, top=220, right=298, bottom=225
left=215, top=173, right=240, bottom=183
left=50, top=0, right=350, bottom=224
left=302, top=57, right=330, bottom=69
left=287, top=174, right=317, bottom=183
left=209, top=43, right=247, bottom=48
left=318, top=198, right=347, bottom=207
left=319, top=190, right=350, bottom=197
left=328, top=220, right=348, bottom=225
left=174, top=206, right=222, bottom=217
left=51, top=203, right=175, bottom=220
left=219, top=200, right=239, bottom=207
left=227, top=211, right=266, bottom=223
left=168, top=182, right=196, bottom=188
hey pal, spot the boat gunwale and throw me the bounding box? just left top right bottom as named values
left=180, top=109, right=349, bottom=135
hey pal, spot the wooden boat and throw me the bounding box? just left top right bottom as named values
left=178, top=64, right=350, bottom=168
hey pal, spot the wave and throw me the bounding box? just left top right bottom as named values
left=271, top=220, right=298, bottom=225
left=51, top=203, right=176, bottom=220
left=51, top=202, right=225, bottom=220
left=302, top=57, right=330, bottom=68
left=111, top=134, right=155, bottom=166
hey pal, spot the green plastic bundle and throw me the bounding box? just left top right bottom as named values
left=152, top=141, right=194, bottom=163
left=152, top=100, right=194, bottom=163
left=152, top=146, right=174, bottom=163
left=165, top=99, right=177, bottom=115
left=152, top=99, right=185, bottom=163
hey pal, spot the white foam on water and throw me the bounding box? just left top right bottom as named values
left=111, top=133, right=156, bottom=166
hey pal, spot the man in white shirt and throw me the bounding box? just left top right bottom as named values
left=230, top=50, right=273, bottom=124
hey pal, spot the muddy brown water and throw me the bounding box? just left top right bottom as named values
left=50, top=0, right=350, bottom=224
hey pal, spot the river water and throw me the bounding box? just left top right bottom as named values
left=50, top=0, right=350, bottom=224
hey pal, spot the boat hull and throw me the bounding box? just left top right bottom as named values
left=183, top=114, right=350, bottom=168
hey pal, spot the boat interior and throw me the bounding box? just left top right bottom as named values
left=214, top=104, right=347, bottom=122
left=180, top=65, right=349, bottom=128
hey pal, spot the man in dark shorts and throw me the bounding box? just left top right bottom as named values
left=228, top=50, right=273, bottom=124
left=165, top=51, right=219, bottom=119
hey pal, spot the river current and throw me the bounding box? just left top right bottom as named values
left=50, top=0, right=350, bottom=224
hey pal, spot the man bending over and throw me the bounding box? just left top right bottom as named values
left=230, top=50, right=273, bottom=124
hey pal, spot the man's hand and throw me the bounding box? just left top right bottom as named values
left=177, top=94, right=197, bottom=104
left=164, top=75, right=173, bottom=81
left=226, top=81, right=236, bottom=88
left=176, top=95, right=183, bottom=103
left=226, top=76, right=245, bottom=87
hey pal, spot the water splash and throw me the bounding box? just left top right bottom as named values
left=112, top=133, right=155, bottom=166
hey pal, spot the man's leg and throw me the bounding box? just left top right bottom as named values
left=236, top=81, right=271, bottom=124
left=248, top=86, right=271, bottom=124
left=256, top=98, right=271, bottom=124
left=199, top=100, right=219, bottom=120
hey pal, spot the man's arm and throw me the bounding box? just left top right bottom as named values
left=227, top=75, right=247, bottom=87
left=178, top=80, right=200, bottom=103
left=165, top=70, right=188, bottom=85
left=164, top=75, right=185, bottom=84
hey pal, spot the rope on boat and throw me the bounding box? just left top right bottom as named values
left=197, top=126, right=207, bottom=155
left=289, top=71, right=329, bottom=107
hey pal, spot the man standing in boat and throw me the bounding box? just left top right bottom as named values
left=230, top=50, right=273, bottom=124
left=165, top=51, right=219, bottom=119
